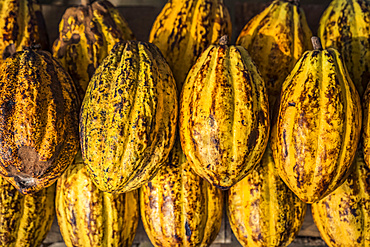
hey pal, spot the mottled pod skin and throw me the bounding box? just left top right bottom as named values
left=179, top=41, right=270, bottom=190
left=0, top=0, right=49, bottom=62
left=80, top=41, right=178, bottom=193
left=318, top=0, right=370, bottom=97
left=56, top=151, right=139, bottom=247
left=273, top=43, right=362, bottom=203
left=364, top=84, right=370, bottom=167
left=236, top=0, right=312, bottom=105
left=140, top=139, right=223, bottom=247
left=312, top=148, right=370, bottom=247
left=0, top=49, right=80, bottom=195
left=0, top=176, right=55, bottom=247
left=228, top=143, right=306, bottom=247
left=52, top=0, right=135, bottom=99
left=149, top=0, right=232, bottom=91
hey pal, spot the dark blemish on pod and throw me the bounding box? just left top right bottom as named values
left=215, top=184, right=230, bottom=190
left=185, top=221, right=192, bottom=237
left=148, top=181, right=154, bottom=190
left=174, top=233, right=182, bottom=242
left=70, top=210, right=77, bottom=226
left=324, top=201, right=333, bottom=219
left=311, top=50, right=320, bottom=58
left=357, top=237, right=362, bottom=243
left=283, top=129, right=288, bottom=158
left=247, top=129, right=259, bottom=148
left=288, top=102, right=296, bottom=107
left=149, top=195, right=156, bottom=209
left=209, top=114, right=215, bottom=127
left=293, top=163, right=303, bottom=189
left=211, top=136, right=220, bottom=151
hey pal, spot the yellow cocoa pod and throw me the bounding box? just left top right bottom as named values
left=179, top=36, right=270, bottom=190
left=56, top=151, right=139, bottom=247
left=80, top=41, right=178, bottom=193
left=228, top=143, right=306, bottom=247
left=318, top=0, right=370, bottom=97
left=140, top=139, right=223, bottom=247
left=0, top=176, right=55, bottom=247
left=273, top=37, right=362, bottom=203
left=0, top=48, right=80, bottom=194
left=312, top=147, right=370, bottom=247
left=236, top=0, right=312, bottom=105
left=149, top=0, right=232, bottom=91
left=52, top=0, right=135, bottom=99
left=0, top=0, right=49, bottom=62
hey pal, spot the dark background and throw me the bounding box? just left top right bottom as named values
left=39, top=0, right=332, bottom=46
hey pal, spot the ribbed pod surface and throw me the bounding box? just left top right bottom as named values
left=0, top=176, right=55, bottom=247
left=179, top=39, right=270, bottom=190
left=364, top=83, right=370, bottom=167
left=236, top=0, right=312, bottom=102
left=80, top=41, right=178, bottom=193
left=149, top=0, right=232, bottom=89
left=56, top=152, right=139, bottom=247
left=140, top=140, right=223, bottom=247
left=0, top=49, right=80, bottom=194
left=273, top=43, right=362, bottom=203
left=318, top=0, right=370, bottom=97
left=312, top=148, right=370, bottom=246
left=52, top=0, right=134, bottom=98
left=227, top=144, right=306, bottom=247
left=0, top=0, right=49, bottom=62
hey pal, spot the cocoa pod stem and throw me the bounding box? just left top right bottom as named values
left=288, top=0, right=300, bottom=5
left=81, top=0, right=90, bottom=6
left=311, top=36, right=323, bottom=50
left=219, top=35, right=228, bottom=46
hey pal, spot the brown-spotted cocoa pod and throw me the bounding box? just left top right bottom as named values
left=56, top=151, right=139, bottom=247
left=272, top=37, right=362, bottom=203
left=236, top=0, right=312, bottom=105
left=0, top=176, right=55, bottom=247
left=140, top=139, right=223, bottom=247
left=149, top=0, right=232, bottom=91
left=318, top=0, right=370, bottom=97
left=312, top=147, right=370, bottom=247
left=0, top=0, right=49, bottom=62
left=0, top=48, right=80, bottom=194
left=80, top=40, right=178, bottom=193
left=227, top=143, right=306, bottom=247
left=52, top=0, right=135, bottom=99
left=179, top=36, right=270, bottom=190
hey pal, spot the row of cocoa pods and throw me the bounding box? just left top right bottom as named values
left=0, top=0, right=369, bottom=247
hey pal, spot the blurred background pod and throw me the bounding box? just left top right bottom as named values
left=0, top=0, right=49, bottom=62
left=149, top=0, right=232, bottom=92
left=56, top=151, right=139, bottom=247
left=140, top=139, right=224, bottom=247
left=52, top=0, right=135, bottom=99
left=318, top=0, right=370, bottom=97
left=311, top=147, right=370, bottom=247
left=236, top=0, right=312, bottom=107
left=0, top=176, right=55, bottom=247
left=227, top=143, right=306, bottom=247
